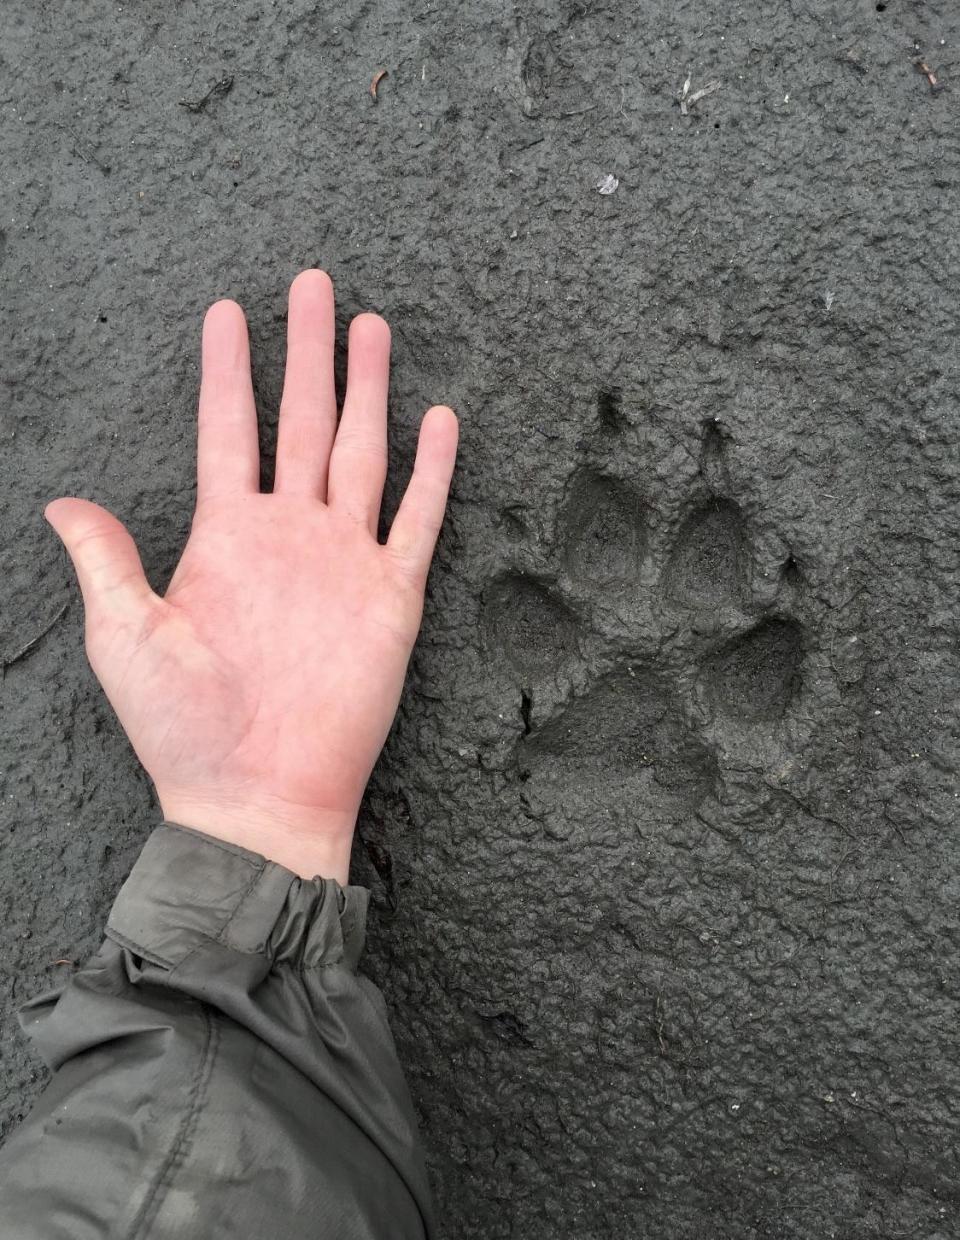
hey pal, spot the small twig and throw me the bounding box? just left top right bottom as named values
left=678, top=74, right=721, bottom=115
left=654, top=994, right=668, bottom=1055
left=179, top=74, right=234, bottom=114
left=2, top=603, right=69, bottom=674
left=370, top=68, right=388, bottom=102
left=61, top=125, right=111, bottom=175
left=682, top=79, right=720, bottom=115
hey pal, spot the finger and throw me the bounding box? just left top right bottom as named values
left=327, top=313, right=390, bottom=533
left=45, top=497, right=157, bottom=627
left=197, top=299, right=260, bottom=504
left=274, top=269, right=338, bottom=499
left=386, top=406, right=459, bottom=583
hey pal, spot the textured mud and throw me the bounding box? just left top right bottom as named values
left=2, top=3, right=960, bottom=1237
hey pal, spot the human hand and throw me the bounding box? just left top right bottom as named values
left=46, top=270, right=458, bottom=884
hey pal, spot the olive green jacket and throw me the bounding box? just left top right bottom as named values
left=0, top=823, right=434, bottom=1239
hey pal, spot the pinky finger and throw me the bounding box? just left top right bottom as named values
left=386, top=406, right=459, bottom=582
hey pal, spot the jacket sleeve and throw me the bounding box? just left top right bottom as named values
left=0, top=822, right=434, bottom=1240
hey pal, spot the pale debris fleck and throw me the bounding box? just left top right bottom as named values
left=678, top=74, right=721, bottom=115
left=595, top=173, right=619, bottom=195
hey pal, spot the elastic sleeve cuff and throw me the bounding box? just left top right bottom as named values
left=105, top=822, right=369, bottom=972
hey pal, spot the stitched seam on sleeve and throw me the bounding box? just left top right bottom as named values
left=161, top=822, right=264, bottom=870
left=108, top=871, right=278, bottom=964
left=128, top=1003, right=221, bottom=1240
left=104, top=925, right=177, bottom=970
left=215, top=864, right=281, bottom=951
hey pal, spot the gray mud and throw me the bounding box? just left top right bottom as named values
left=2, top=3, right=960, bottom=1237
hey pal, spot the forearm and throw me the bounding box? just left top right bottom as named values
left=0, top=824, right=433, bottom=1240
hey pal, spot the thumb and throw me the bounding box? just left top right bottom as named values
left=45, top=497, right=156, bottom=626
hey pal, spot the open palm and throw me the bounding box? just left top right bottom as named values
left=46, top=270, right=458, bottom=882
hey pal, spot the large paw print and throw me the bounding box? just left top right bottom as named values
left=481, top=418, right=807, bottom=823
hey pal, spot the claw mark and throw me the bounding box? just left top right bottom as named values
left=700, top=419, right=727, bottom=469
left=597, top=388, right=625, bottom=433
left=520, top=689, right=533, bottom=736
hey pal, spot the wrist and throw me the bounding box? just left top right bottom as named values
left=156, top=789, right=357, bottom=885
